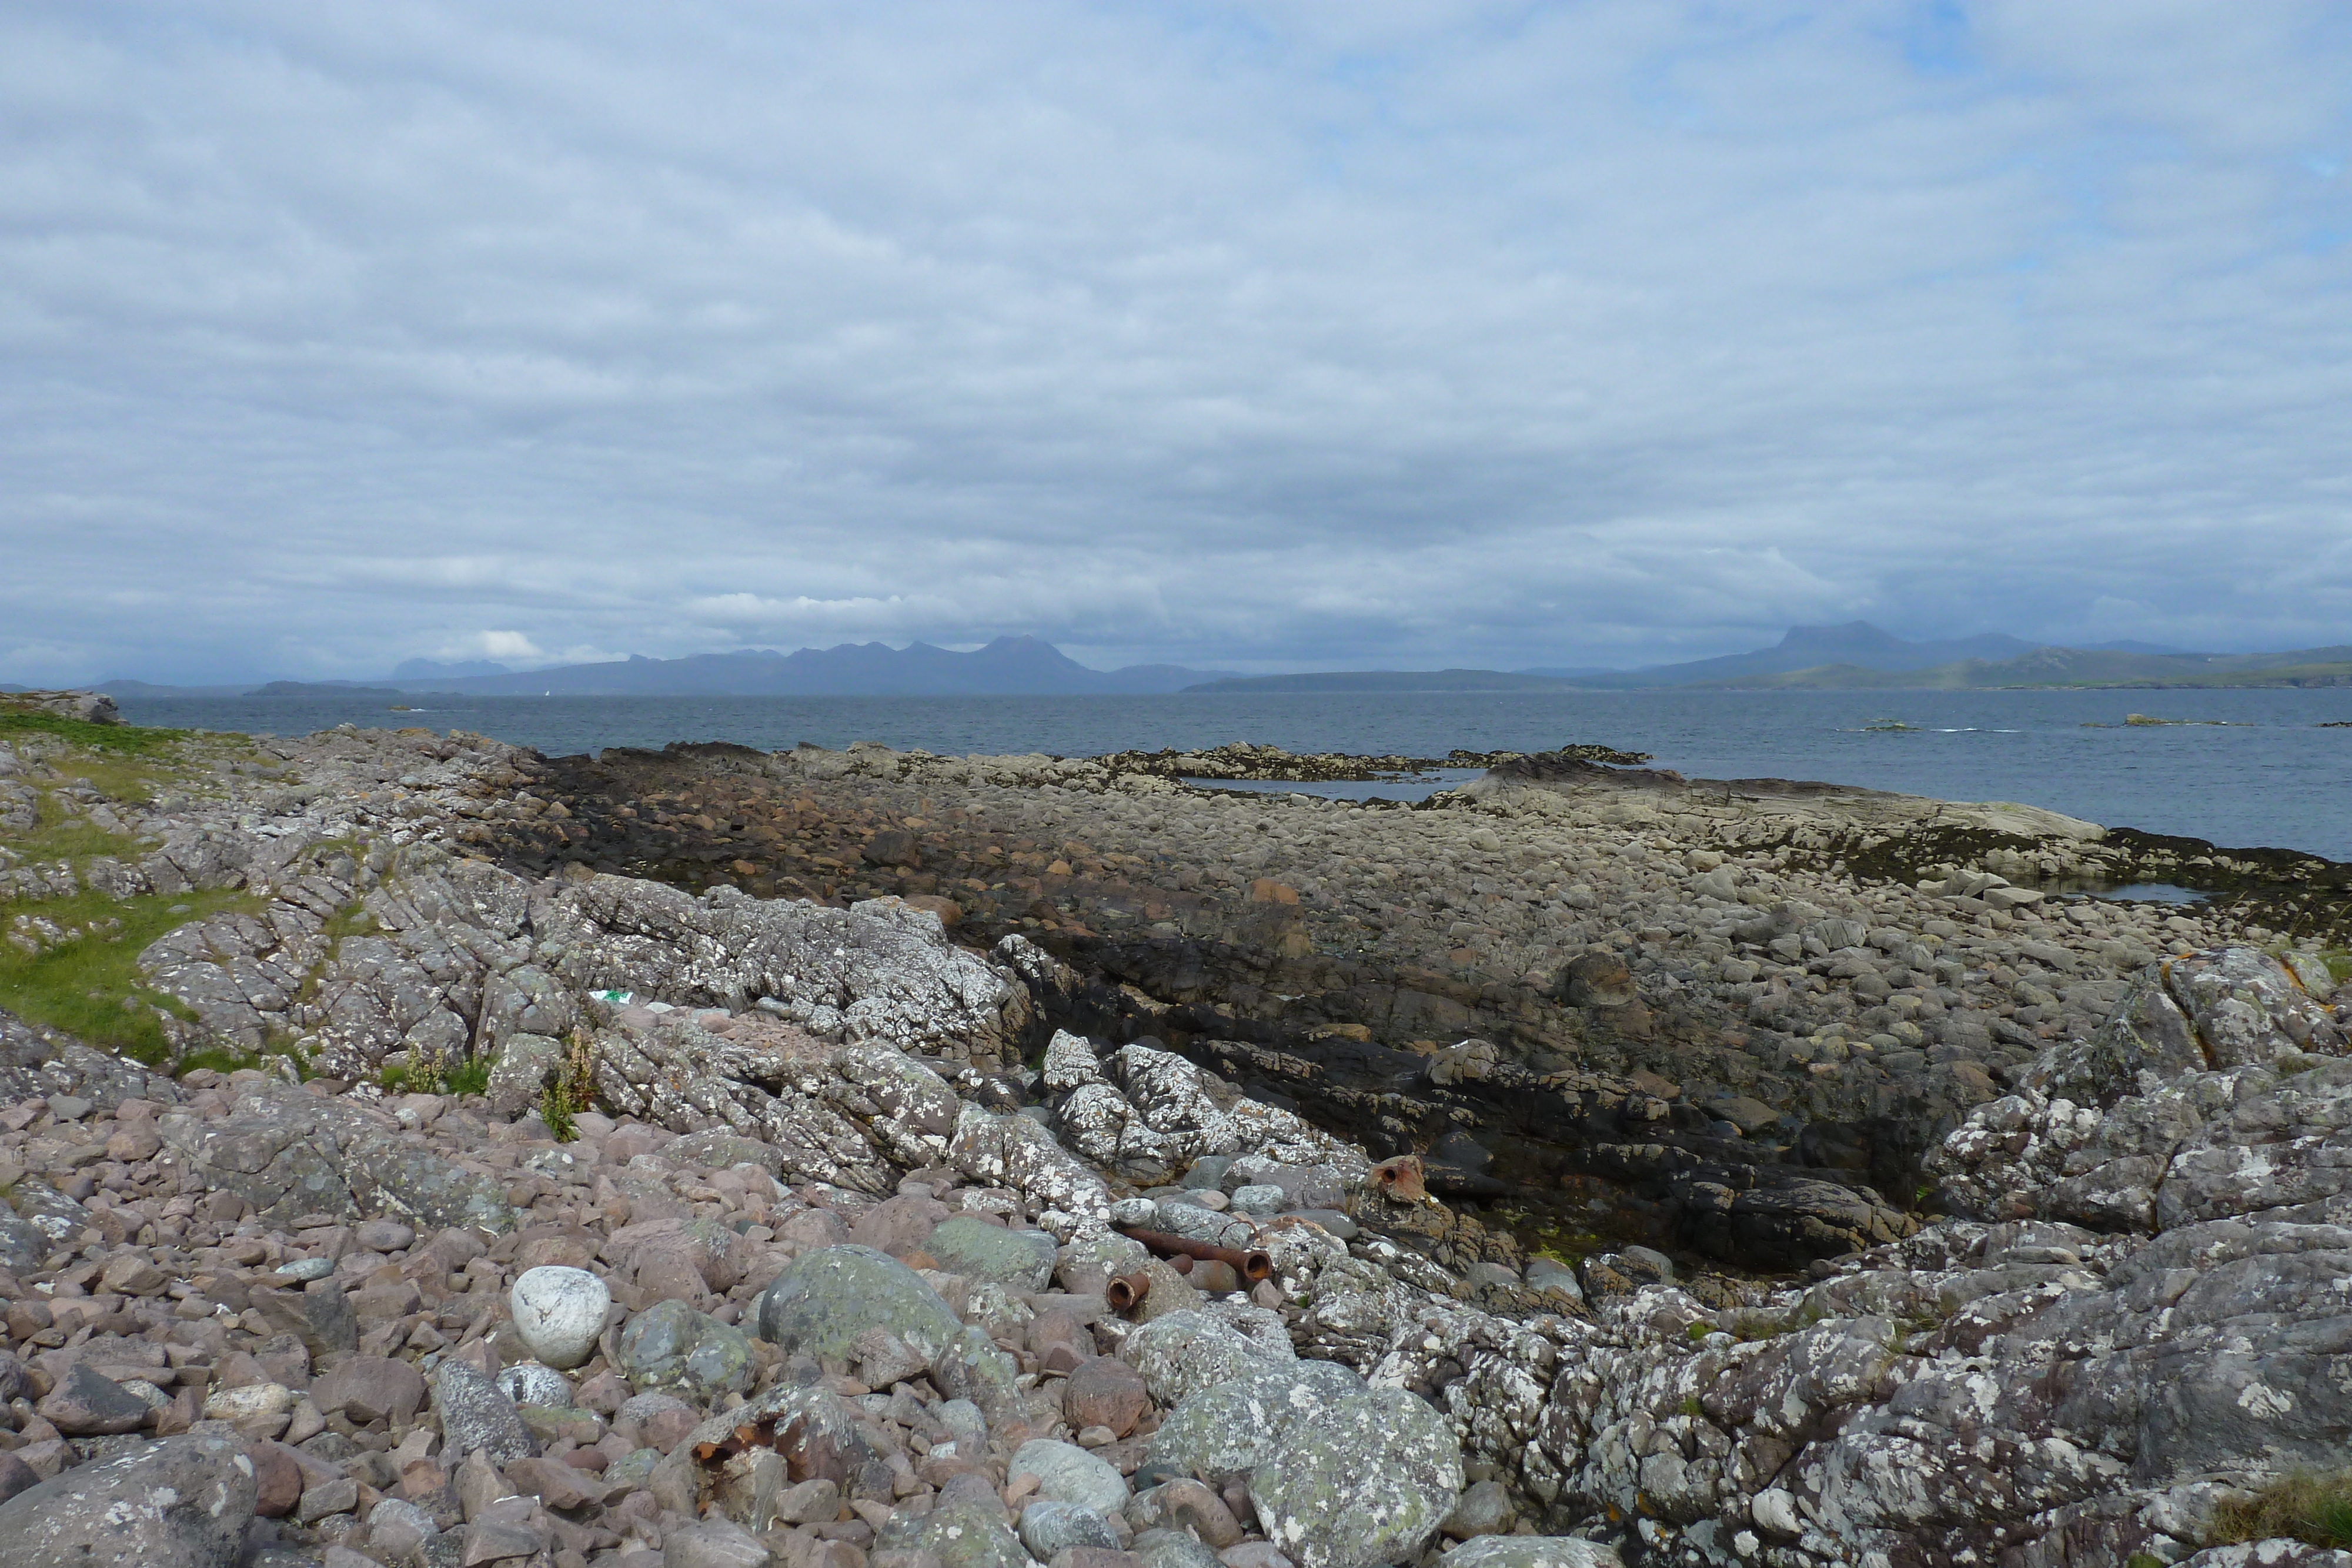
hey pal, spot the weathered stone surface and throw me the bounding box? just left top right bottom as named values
left=0, top=1427, right=256, bottom=1568
left=156, top=1081, right=518, bottom=1232
left=615, top=1299, right=753, bottom=1402
left=923, top=1216, right=1055, bottom=1292
left=1247, top=1388, right=1463, bottom=1568
left=432, top=1362, right=535, bottom=1465
left=509, top=1265, right=610, bottom=1369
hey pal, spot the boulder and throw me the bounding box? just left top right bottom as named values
left=0, top=1427, right=256, bottom=1568
left=616, top=1300, right=753, bottom=1402
left=431, top=1361, right=534, bottom=1464
left=1247, top=1389, right=1464, bottom=1568
left=755, top=1245, right=1013, bottom=1413
left=509, top=1266, right=611, bottom=1369
left=923, top=1216, right=1056, bottom=1292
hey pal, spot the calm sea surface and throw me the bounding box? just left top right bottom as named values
left=111, top=688, right=2352, bottom=861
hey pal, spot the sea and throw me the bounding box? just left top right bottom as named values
left=108, top=687, right=2352, bottom=862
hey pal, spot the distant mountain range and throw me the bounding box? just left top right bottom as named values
left=92, top=637, right=1234, bottom=699
left=1183, top=623, right=2352, bottom=693
left=54, top=623, right=2352, bottom=700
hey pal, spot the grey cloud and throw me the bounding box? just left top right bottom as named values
left=1, top=0, right=2348, bottom=683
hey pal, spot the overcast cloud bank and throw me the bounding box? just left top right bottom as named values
left=3, top=1, right=2348, bottom=684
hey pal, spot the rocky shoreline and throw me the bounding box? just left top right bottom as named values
left=1, top=696, right=2350, bottom=1567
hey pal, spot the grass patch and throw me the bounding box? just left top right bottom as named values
left=0, top=713, right=195, bottom=758
left=2, top=813, right=144, bottom=866
left=2325, top=951, right=2352, bottom=985
left=0, top=887, right=262, bottom=1064
left=2209, top=1470, right=2352, bottom=1549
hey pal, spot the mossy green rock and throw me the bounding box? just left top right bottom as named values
left=1249, top=1388, right=1464, bottom=1568
left=755, top=1244, right=967, bottom=1363
left=876, top=1493, right=1028, bottom=1568
left=615, top=1299, right=752, bottom=1401
left=923, top=1216, right=1056, bottom=1292
left=753, top=1243, right=1018, bottom=1415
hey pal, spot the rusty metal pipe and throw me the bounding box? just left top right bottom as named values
left=1104, top=1269, right=1154, bottom=1312
left=1112, top=1224, right=1272, bottom=1283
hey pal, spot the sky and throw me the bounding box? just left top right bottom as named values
left=3, top=2, right=2348, bottom=684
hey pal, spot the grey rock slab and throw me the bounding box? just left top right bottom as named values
left=0, top=1426, right=257, bottom=1568
left=1248, top=1389, right=1463, bottom=1568
left=1442, top=1540, right=1624, bottom=1568
left=1019, top=1499, right=1119, bottom=1559
left=36, top=1363, right=151, bottom=1436
left=1009, top=1438, right=1129, bottom=1515
left=431, top=1361, right=535, bottom=1465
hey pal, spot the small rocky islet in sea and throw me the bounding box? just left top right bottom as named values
left=0, top=690, right=2348, bottom=1567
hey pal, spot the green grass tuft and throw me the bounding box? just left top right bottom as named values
left=0, top=713, right=193, bottom=757
left=0, top=887, right=262, bottom=1064
left=2209, top=1470, right=2352, bottom=1549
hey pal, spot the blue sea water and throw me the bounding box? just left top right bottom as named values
left=109, top=687, right=2352, bottom=861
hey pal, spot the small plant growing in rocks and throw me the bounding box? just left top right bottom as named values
left=538, top=1028, right=598, bottom=1141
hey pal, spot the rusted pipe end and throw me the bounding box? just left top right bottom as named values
left=1372, top=1154, right=1429, bottom=1203
left=1239, top=1249, right=1273, bottom=1282
left=1105, top=1269, right=1152, bottom=1312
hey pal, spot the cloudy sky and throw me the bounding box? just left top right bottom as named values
left=4, top=2, right=2348, bottom=683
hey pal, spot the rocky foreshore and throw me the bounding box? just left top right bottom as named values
left=1, top=696, right=2350, bottom=1568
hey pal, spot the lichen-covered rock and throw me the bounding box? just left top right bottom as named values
left=156, top=1081, right=518, bottom=1232
left=949, top=1104, right=1112, bottom=1221
left=1147, top=1359, right=1366, bottom=1482
left=615, top=1300, right=753, bottom=1402
left=0, top=1426, right=256, bottom=1568
left=751, top=1243, right=1015, bottom=1415
left=1008, top=1438, right=1128, bottom=1515
left=1121, top=1310, right=1295, bottom=1408
left=1248, top=1388, right=1464, bottom=1568
left=922, top=1216, right=1056, bottom=1292
left=874, top=1487, right=1027, bottom=1568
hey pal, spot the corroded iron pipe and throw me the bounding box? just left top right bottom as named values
left=1112, top=1223, right=1272, bottom=1282
left=1104, top=1269, right=1154, bottom=1312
